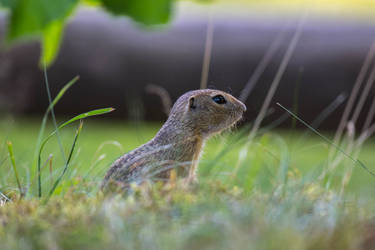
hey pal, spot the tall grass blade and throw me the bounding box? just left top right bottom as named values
left=202, top=125, right=251, bottom=176
left=39, top=107, right=114, bottom=151
left=356, top=122, right=375, bottom=147
left=47, top=76, right=80, bottom=114
left=37, top=76, right=79, bottom=151
left=200, top=8, right=214, bottom=89
left=296, top=92, right=347, bottom=145
left=362, top=94, right=375, bottom=132
left=146, top=84, right=172, bottom=115
left=248, top=16, right=305, bottom=140
left=61, top=108, right=115, bottom=128
left=332, top=42, right=375, bottom=154
left=310, top=93, right=347, bottom=130
left=37, top=107, right=114, bottom=197
left=47, top=120, right=83, bottom=199
left=291, top=67, right=303, bottom=129
left=49, top=155, right=54, bottom=186
left=239, top=27, right=287, bottom=102
left=29, top=154, right=53, bottom=188
left=277, top=102, right=375, bottom=179
left=0, top=191, right=10, bottom=202
left=351, top=64, right=375, bottom=124
left=258, top=112, right=290, bottom=135
left=34, top=76, right=79, bottom=197
left=43, top=64, right=69, bottom=183
left=0, top=157, right=7, bottom=169
left=0, top=138, right=8, bottom=168
left=1, top=119, right=14, bottom=169
left=7, top=141, right=23, bottom=197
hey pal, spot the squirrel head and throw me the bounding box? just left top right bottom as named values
left=169, top=89, right=246, bottom=138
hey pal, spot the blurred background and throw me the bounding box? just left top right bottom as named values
left=0, top=0, right=375, bottom=130
left=2, top=2, right=375, bottom=248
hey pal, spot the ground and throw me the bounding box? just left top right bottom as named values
left=0, top=116, right=375, bottom=250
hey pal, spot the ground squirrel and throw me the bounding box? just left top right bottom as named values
left=102, top=89, right=246, bottom=188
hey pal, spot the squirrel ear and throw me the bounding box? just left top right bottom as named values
left=189, top=97, right=196, bottom=110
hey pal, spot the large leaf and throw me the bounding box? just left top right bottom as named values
left=2, top=0, right=175, bottom=67
left=6, top=0, right=78, bottom=65
left=100, top=0, right=173, bottom=25
left=41, top=20, right=64, bottom=66
left=8, top=0, right=78, bottom=39
left=0, top=0, right=18, bottom=8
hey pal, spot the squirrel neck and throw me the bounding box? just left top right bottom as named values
left=150, top=118, right=205, bottom=163
left=152, top=118, right=203, bottom=146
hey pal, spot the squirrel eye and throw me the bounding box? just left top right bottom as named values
left=212, top=95, right=226, bottom=104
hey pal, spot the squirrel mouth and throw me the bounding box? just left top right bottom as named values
left=228, top=110, right=244, bottom=127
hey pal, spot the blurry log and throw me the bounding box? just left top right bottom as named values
left=0, top=7, right=374, bottom=129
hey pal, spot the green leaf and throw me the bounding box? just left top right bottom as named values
left=7, top=0, right=78, bottom=65
left=37, top=107, right=114, bottom=197
left=82, top=0, right=100, bottom=6
left=33, top=76, right=78, bottom=198
left=100, top=0, right=173, bottom=25
left=58, top=108, right=115, bottom=129
left=8, top=0, right=78, bottom=39
left=7, top=141, right=23, bottom=197
left=3, top=0, right=176, bottom=67
left=39, top=107, right=115, bottom=161
left=47, top=120, right=84, bottom=199
left=46, top=76, right=80, bottom=114
left=41, top=20, right=64, bottom=67
left=0, top=0, right=18, bottom=8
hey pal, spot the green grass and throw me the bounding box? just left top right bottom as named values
left=1, top=116, right=375, bottom=249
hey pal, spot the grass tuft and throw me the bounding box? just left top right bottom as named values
left=47, top=120, right=84, bottom=199
left=6, top=141, right=23, bottom=197
left=277, top=102, right=375, bottom=179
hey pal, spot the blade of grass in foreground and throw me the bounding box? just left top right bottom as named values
left=0, top=191, right=10, bottom=202
left=43, top=65, right=71, bottom=177
left=7, top=141, right=23, bottom=197
left=248, top=16, right=305, bottom=140
left=47, top=76, right=80, bottom=114
left=37, top=107, right=115, bottom=198
left=276, top=102, right=375, bottom=179
left=34, top=76, right=79, bottom=161
left=32, top=76, right=79, bottom=197
left=201, top=124, right=252, bottom=177
left=47, top=120, right=83, bottom=199
left=295, top=92, right=347, bottom=147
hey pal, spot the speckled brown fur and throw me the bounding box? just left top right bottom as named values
left=102, top=89, right=246, bottom=188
